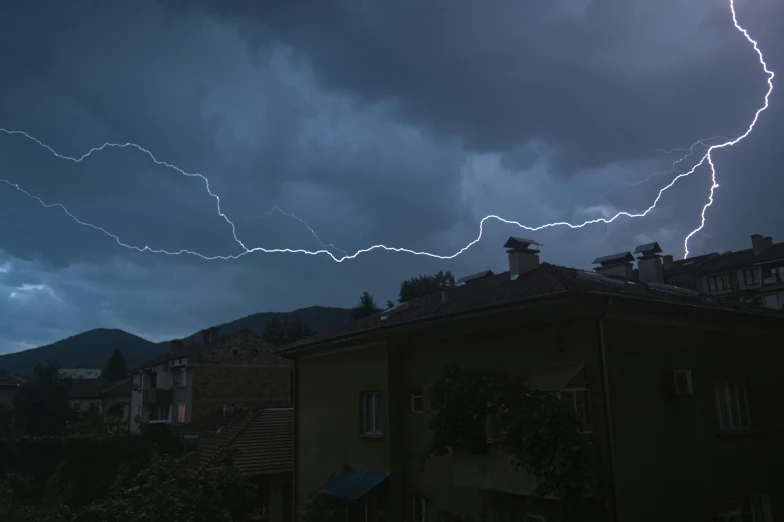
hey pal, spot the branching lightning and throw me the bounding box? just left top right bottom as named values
left=0, top=0, right=774, bottom=263
left=239, top=207, right=348, bottom=258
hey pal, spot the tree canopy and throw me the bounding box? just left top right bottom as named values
left=101, top=348, right=128, bottom=381
left=351, top=292, right=381, bottom=320
left=13, top=362, right=73, bottom=437
left=399, top=271, right=455, bottom=303
left=262, top=317, right=313, bottom=347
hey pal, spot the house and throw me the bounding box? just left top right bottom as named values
left=129, top=328, right=292, bottom=434
left=281, top=237, right=784, bottom=522
left=663, top=234, right=784, bottom=309
left=173, top=407, right=294, bottom=522
left=102, top=378, right=132, bottom=433
left=66, top=378, right=107, bottom=413
left=58, top=368, right=102, bottom=379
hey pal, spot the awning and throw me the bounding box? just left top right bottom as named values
left=318, top=470, right=389, bottom=500
left=524, top=361, right=586, bottom=390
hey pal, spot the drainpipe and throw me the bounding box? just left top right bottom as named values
left=598, top=299, right=619, bottom=522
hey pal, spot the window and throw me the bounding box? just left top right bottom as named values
left=718, top=495, right=769, bottom=522
left=715, top=380, right=751, bottom=431
left=557, top=389, right=592, bottom=432
left=743, top=269, right=759, bottom=286
left=412, top=496, right=428, bottom=522
left=762, top=295, right=780, bottom=310
left=149, top=372, right=157, bottom=389
left=361, top=392, right=382, bottom=435
left=178, top=403, right=186, bottom=423
left=180, top=368, right=187, bottom=387
left=410, top=391, right=424, bottom=413
left=708, top=274, right=731, bottom=293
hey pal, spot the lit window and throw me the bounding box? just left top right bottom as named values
left=715, top=380, right=751, bottom=431
left=361, top=392, right=382, bottom=435
left=178, top=403, right=186, bottom=423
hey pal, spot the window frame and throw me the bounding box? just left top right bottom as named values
left=555, top=387, right=593, bottom=433
left=412, top=495, right=428, bottom=522
left=177, top=402, right=186, bottom=423
left=714, top=380, right=751, bottom=431
left=410, top=390, right=424, bottom=413
left=743, top=268, right=759, bottom=286
left=360, top=391, right=383, bottom=436
left=179, top=368, right=187, bottom=388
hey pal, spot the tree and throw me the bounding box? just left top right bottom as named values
left=13, top=361, right=73, bottom=436
left=423, top=364, right=596, bottom=520
left=386, top=300, right=395, bottom=309
left=101, top=348, right=128, bottom=381
left=262, top=317, right=313, bottom=347
left=74, top=450, right=254, bottom=522
left=399, top=271, right=455, bottom=303
left=351, top=292, right=381, bottom=320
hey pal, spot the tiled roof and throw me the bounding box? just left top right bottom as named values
left=664, top=252, right=718, bottom=276
left=281, top=263, right=784, bottom=352
left=0, top=368, right=24, bottom=387
left=101, top=378, right=132, bottom=396
left=66, top=378, right=111, bottom=399
left=130, top=329, right=266, bottom=372
left=187, top=408, right=294, bottom=477
left=691, top=243, right=784, bottom=275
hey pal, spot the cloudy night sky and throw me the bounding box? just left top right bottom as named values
left=0, top=0, right=782, bottom=354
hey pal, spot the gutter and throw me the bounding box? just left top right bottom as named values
left=597, top=299, right=618, bottom=522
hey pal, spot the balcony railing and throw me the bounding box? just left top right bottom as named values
left=142, top=388, right=173, bottom=404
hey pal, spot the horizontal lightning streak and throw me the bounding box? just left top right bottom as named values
left=240, top=207, right=348, bottom=257
left=0, top=0, right=773, bottom=263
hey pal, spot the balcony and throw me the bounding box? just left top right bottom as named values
left=142, top=388, right=173, bottom=404
left=452, top=447, right=542, bottom=497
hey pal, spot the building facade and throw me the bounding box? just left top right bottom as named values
left=283, top=238, right=784, bottom=522
left=663, top=234, right=784, bottom=310
left=129, top=328, right=292, bottom=434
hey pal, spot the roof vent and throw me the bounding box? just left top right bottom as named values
left=634, top=242, right=664, bottom=283
left=380, top=301, right=410, bottom=321
left=592, top=252, right=634, bottom=280
left=504, top=237, right=542, bottom=278
left=457, top=270, right=494, bottom=285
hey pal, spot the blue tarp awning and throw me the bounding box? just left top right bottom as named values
left=318, top=470, right=389, bottom=500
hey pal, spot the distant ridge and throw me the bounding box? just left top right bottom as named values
left=0, top=306, right=352, bottom=375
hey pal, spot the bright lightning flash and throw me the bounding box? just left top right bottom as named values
left=0, top=0, right=774, bottom=263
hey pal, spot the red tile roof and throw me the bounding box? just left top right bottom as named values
left=281, top=263, right=784, bottom=352
left=187, top=408, right=293, bottom=477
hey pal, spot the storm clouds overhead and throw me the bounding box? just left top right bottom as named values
left=1, top=0, right=782, bottom=353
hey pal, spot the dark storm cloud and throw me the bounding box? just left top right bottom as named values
left=0, top=0, right=783, bottom=354
left=171, top=0, right=773, bottom=174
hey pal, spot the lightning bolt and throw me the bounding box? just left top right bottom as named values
left=239, top=207, right=348, bottom=258
left=0, top=0, right=773, bottom=263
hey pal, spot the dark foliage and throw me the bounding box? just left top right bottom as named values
left=13, top=363, right=72, bottom=437
left=399, top=271, right=455, bottom=303
left=100, top=348, right=128, bottom=381
left=351, top=292, right=381, bottom=320
left=262, top=317, right=313, bottom=347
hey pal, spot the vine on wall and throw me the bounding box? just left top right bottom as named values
left=422, top=364, right=597, bottom=511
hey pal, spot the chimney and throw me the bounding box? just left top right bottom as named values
left=200, top=329, right=209, bottom=344
left=208, top=326, right=220, bottom=342
left=170, top=340, right=184, bottom=354
left=634, top=242, right=664, bottom=283
left=503, top=237, right=542, bottom=279
left=751, top=234, right=772, bottom=255
left=592, top=252, right=635, bottom=279
left=663, top=254, right=674, bottom=271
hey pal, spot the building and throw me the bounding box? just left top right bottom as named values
left=102, top=378, right=132, bottom=433
left=174, top=407, right=294, bottom=521
left=129, top=328, right=292, bottom=434
left=58, top=368, right=102, bottom=380
left=66, top=379, right=107, bottom=413
left=663, top=234, right=784, bottom=310
left=282, top=237, right=784, bottom=522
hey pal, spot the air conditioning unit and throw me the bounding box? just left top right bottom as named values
left=663, top=370, right=694, bottom=396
